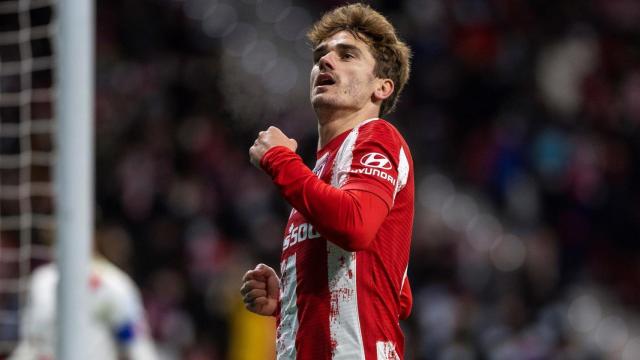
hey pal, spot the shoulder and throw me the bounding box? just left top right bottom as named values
left=92, top=259, right=146, bottom=322
left=30, top=263, right=58, bottom=288
left=356, top=119, right=407, bottom=146
left=92, top=259, right=140, bottom=298
left=26, top=263, right=58, bottom=301
left=355, top=119, right=412, bottom=159
left=31, top=263, right=57, bottom=280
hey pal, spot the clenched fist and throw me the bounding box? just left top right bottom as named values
left=240, top=263, right=280, bottom=316
left=249, top=126, right=298, bottom=169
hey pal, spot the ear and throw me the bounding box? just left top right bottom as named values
left=372, top=78, right=394, bottom=102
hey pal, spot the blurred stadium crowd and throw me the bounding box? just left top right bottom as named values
left=55, top=0, right=640, bottom=358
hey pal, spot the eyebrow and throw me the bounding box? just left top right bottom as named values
left=313, top=43, right=364, bottom=59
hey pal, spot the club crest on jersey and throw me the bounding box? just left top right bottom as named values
left=360, top=152, right=392, bottom=170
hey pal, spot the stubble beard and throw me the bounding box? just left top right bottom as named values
left=311, top=79, right=367, bottom=115
left=311, top=93, right=340, bottom=112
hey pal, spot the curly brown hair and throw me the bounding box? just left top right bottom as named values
left=307, top=3, right=411, bottom=116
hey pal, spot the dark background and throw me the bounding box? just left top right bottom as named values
left=4, top=0, right=640, bottom=358
left=94, top=0, right=640, bottom=358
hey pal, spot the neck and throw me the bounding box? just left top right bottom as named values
left=316, top=105, right=380, bottom=150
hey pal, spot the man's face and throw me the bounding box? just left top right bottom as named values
left=310, top=31, right=378, bottom=113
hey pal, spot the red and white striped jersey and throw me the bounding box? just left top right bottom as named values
left=267, top=118, right=414, bottom=360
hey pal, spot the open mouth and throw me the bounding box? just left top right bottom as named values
left=315, top=73, right=336, bottom=87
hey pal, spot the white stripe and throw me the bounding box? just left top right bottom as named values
left=376, top=341, right=400, bottom=360
left=400, top=266, right=408, bottom=296
left=393, top=147, right=409, bottom=201
left=331, top=127, right=359, bottom=188
left=331, top=118, right=380, bottom=188
left=277, top=254, right=298, bottom=360
left=327, top=123, right=366, bottom=359
left=327, top=244, right=364, bottom=360
left=359, top=117, right=380, bottom=126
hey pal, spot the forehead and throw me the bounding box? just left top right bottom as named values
left=318, top=30, right=373, bottom=56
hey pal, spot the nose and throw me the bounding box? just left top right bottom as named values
left=318, top=52, right=335, bottom=71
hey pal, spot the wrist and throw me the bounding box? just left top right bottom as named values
left=260, top=145, right=297, bottom=173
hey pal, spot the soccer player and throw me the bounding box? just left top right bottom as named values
left=241, top=3, right=414, bottom=359
left=9, top=226, right=157, bottom=360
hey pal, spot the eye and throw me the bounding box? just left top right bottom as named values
left=342, top=52, right=355, bottom=60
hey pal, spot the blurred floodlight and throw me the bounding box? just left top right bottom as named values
left=275, top=6, right=311, bottom=41
left=441, top=193, right=478, bottom=230
left=241, top=40, right=278, bottom=75
left=184, top=0, right=219, bottom=20
left=568, top=295, right=602, bottom=332
left=418, top=173, right=455, bottom=213
left=466, top=213, right=502, bottom=252
left=490, top=234, right=526, bottom=272
left=202, top=4, right=238, bottom=38
left=623, top=338, right=640, bottom=360
left=256, top=0, right=291, bottom=23
left=261, top=57, right=298, bottom=94
left=594, top=316, right=628, bottom=353
left=222, top=23, right=258, bottom=57
left=537, top=35, right=598, bottom=116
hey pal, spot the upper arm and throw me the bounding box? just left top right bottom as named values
left=104, top=274, right=151, bottom=347
left=340, top=122, right=410, bottom=209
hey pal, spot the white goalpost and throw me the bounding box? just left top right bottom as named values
left=0, top=0, right=94, bottom=358
left=54, top=0, right=94, bottom=359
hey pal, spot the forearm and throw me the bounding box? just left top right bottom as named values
left=261, top=146, right=388, bottom=251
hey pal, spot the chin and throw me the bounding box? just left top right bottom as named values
left=311, top=95, right=336, bottom=109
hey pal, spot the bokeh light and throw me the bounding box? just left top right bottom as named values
left=568, top=295, right=602, bottom=333
left=490, top=234, right=526, bottom=272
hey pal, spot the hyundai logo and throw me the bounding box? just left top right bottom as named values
left=360, top=152, right=392, bottom=170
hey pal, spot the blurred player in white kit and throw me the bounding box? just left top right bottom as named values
left=9, top=225, right=157, bottom=360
